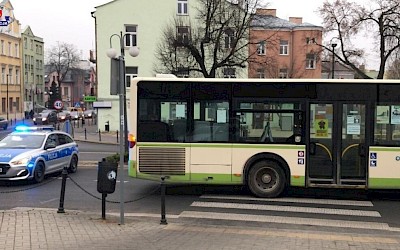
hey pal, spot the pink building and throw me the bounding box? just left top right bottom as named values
left=249, top=9, right=323, bottom=78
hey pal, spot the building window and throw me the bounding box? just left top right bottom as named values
left=223, top=67, right=236, bottom=78
left=125, top=25, right=137, bottom=47
left=8, top=42, right=11, bottom=56
left=256, top=68, right=265, bottom=78
left=0, top=40, right=3, bottom=55
left=257, top=41, right=266, bottom=55
left=16, top=97, right=20, bottom=112
left=64, top=87, right=69, bottom=97
left=177, top=0, right=188, bottom=15
left=177, top=26, right=190, bottom=45
left=126, top=67, right=138, bottom=88
left=30, top=39, right=33, bottom=50
left=306, top=37, right=316, bottom=44
left=24, top=38, right=27, bottom=49
left=279, top=68, right=288, bottom=78
left=279, top=40, right=289, bottom=55
left=15, top=69, right=19, bottom=84
left=1, top=68, right=4, bottom=84
left=15, top=44, right=19, bottom=58
left=8, top=69, right=12, bottom=84
left=306, top=53, right=316, bottom=69
left=224, top=29, right=235, bottom=49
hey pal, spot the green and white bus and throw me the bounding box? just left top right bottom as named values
left=128, top=77, right=400, bottom=197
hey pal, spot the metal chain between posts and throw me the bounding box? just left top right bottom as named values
left=68, top=176, right=160, bottom=204
left=0, top=174, right=160, bottom=203
left=0, top=173, right=62, bottom=193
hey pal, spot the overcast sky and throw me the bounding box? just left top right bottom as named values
left=10, top=0, right=378, bottom=69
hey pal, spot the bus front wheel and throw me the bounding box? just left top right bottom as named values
left=248, top=160, right=286, bottom=198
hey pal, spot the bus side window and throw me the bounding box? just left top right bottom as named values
left=138, top=121, right=171, bottom=142
left=172, top=119, right=187, bottom=142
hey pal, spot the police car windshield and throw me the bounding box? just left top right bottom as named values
left=0, top=134, right=45, bottom=149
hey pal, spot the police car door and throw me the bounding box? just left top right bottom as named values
left=44, top=134, right=62, bottom=172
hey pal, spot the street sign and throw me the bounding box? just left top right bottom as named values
left=74, top=102, right=80, bottom=108
left=54, top=100, right=64, bottom=110
left=83, top=96, right=97, bottom=102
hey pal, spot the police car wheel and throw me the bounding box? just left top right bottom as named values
left=33, top=162, right=45, bottom=183
left=68, top=155, right=78, bottom=173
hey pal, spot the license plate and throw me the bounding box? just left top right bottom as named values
left=0, top=168, right=2, bottom=173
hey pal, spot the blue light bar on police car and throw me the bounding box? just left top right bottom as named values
left=15, top=125, right=54, bottom=132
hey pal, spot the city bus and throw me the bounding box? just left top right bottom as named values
left=127, top=77, right=400, bottom=197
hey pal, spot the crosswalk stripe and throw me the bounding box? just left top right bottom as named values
left=180, top=211, right=392, bottom=231
left=200, top=195, right=373, bottom=207
left=191, top=201, right=381, bottom=217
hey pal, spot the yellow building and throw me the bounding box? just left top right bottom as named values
left=0, top=0, right=22, bottom=120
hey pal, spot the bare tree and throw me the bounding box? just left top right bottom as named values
left=154, top=0, right=261, bottom=78
left=318, top=0, right=400, bottom=79
left=45, top=42, right=80, bottom=108
left=386, top=55, right=400, bottom=79
left=46, top=42, right=80, bottom=82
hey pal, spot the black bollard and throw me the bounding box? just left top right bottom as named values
left=116, top=130, right=119, bottom=143
left=57, top=166, right=68, bottom=213
left=84, top=128, right=87, bottom=140
left=102, top=193, right=107, bottom=219
left=99, top=129, right=102, bottom=141
left=160, top=176, right=168, bottom=225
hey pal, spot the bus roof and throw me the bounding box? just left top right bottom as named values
left=131, top=77, right=400, bottom=85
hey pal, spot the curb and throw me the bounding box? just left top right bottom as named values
left=79, top=161, right=98, bottom=167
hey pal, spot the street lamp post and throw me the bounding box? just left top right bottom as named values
left=6, top=74, right=9, bottom=120
left=330, top=38, right=338, bottom=79
left=106, top=32, right=139, bottom=225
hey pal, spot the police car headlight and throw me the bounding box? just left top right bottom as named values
left=11, top=156, right=32, bottom=165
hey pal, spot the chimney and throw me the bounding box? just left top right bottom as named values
left=289, top=17, right=303, bottom=24
left=256, top=9, right=276, bottom=17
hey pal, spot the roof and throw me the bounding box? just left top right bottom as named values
left=251, top=14, right=323, bottom=30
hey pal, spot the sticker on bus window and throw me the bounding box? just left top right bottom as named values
left=347, top=115, right=361, bottom=135
left=217, top=109, right=227, bottom=123
left=376, top=106, right=389, bottom=124
left=391, top=106, right=400, bottom=124
left=314, top=119, right=328, bottom=137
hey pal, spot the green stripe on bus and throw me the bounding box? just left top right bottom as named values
left=369, top=147, right=400, bottom=152
left=291, top=176, right=305, bottom=187
left=137, top=143, right=305, bottom=150
left=369, top=178, right=400, bottom=188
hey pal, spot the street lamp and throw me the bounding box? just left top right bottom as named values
left=6, top=74, right=9, bottom=120
left=106, top=32, right=139, bottom=225
left=330, top=38, right=339, bottom=79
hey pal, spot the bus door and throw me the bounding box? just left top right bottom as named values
left=308, top=103, right=368, bottom=186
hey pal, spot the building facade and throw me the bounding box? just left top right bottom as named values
left=94, top=0, right=189, bottom=131
left=21, top=25, right=45, bottom=114
left=94, top=0, right=252, bottom=131
left=44, top=60, right=94, bottom=110
left=0, top=0, right=22, bottom=120
left=249, top=9, right=323, bottom=79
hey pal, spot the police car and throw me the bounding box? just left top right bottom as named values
left=0, top=126, right=79, bottom=183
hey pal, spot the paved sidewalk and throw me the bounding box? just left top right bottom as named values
left=1, top=207, right=400, bottom=250
left=70, top=120, right=119, bottom=145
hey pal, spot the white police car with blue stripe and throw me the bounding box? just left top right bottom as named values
left=0, top=125, right=79, bottom=182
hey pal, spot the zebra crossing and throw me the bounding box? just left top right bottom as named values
left=178, top=194, right=400, bottom=232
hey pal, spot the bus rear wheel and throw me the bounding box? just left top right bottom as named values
left=248, top=160, right=286, bottom=198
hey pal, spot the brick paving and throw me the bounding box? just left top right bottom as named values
left=1, top=208, right=400, bottom=250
